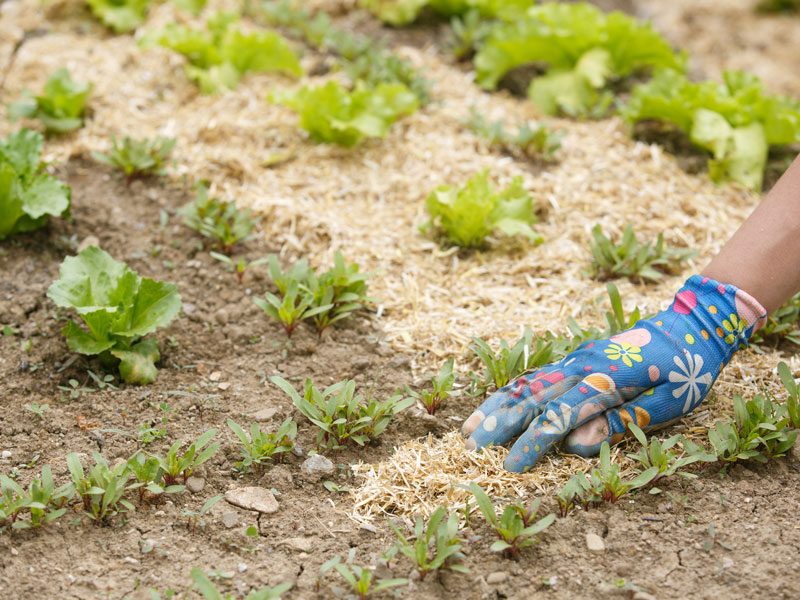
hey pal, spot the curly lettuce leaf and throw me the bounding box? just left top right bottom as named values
left=0, top=129, right=71, bottom=239
left=475, top=2, right=682, bottom=101
left=271, top=81, right=419, bottom=146
left=360, top=0, right=530, bottom=24
left=8, top=68, right=92, bottom=134
left=86, top=0, right=149, bottom=33
left=423, top=170, right=541, bottom=248
left=47, top=247, right=181, bottom=383
left=621, top=68, right=800, bottom=190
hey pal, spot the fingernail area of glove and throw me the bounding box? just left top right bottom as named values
left=462, top=410, right=485, bottom=436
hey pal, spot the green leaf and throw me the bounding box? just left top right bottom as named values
left=190, top=567, right=223, bottom=600
left=112, top=337, right=160, bottom=385
left=87, top=0, right=149, bottom=33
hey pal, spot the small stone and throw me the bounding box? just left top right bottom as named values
left=353, top=358, right=370, bottom=371
left=586, top=533, right=605, bottom=553
left=632, top=593, right=657, bottom=600
left=721, top=557, right=734, bottom=569
left=214, top=308, right=228, bottom=325
left=359, top=523, right=378, bottom=534
left=139, top=539, right=156, bottom=554
left=217, top=382, right=231, bottom=391
left=123, top=557, right=139, bottom=565
left=153, top=510, right=165, bottom=517
left=281, top=537, right=314, bottom=552
left=291, top=445, right=304, bottom=457
left=185, top=476, right=206, bottom=494
left=409, top=406, right=438, bottom=430
left=10, top=548, right=18, bottom=556
left=1, top=450, right=11, bottom=460
left=221, top=511, right=240, bottom=529
left=238, top=563, right=247, bottom=573
left=77, top=235, right=100, bottom=253
left=253, top=407, right=279, bottom=422
left=183, top=302, right=197, bottom=315
left=300, top=455, right=335, bottom=479
left=224, top=487, right=279, bottom=514
left=209, top=371, right=221, bottom=382
left=487, top=571, right=508, bottom=584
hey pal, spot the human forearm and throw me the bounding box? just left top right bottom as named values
left=702, top=155, right=800, bottom=314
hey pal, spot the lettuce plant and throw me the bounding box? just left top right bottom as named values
left=474, top=2, right=683, bottom=117
left=0, top=129, right=71, bottom=239
left=141, top=12, right=302, bottom=93
left=271, top=80, right=419, bottom=147
left=360, top=0, right=529, bottom=25
left=422, top=170, right=542, bottom=248
left=8, top=68, right=92, bottom=134
left=46, top=246, right=182, bottom=385
left=621, top=69, right=800, bottom=191
left=86, top=0, right=149, bottom=33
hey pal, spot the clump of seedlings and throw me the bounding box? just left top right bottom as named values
left=467, top=482, right=555, bottom=559
left=468, top=329, right=533, bottom=397
left=153, top=429, right=220, bottom=487
left=404, top=357, right=458, bottom=415
left=319, top=549, right=408, bottom=599
left=389, top=506, right=469, bottom=580
left=0, top=466, right=71, bottom=530
left=67, top=452, right=136, bottom=523
left=92, top=134, right=176, bottom=181
left=227, top=417, right=297, bottom=475
left=625, top=424, right=702, bottom=492
left=180, top=183, right=260, bottom=254
left=466, top=108, right=565, bottom=161
left=751, top=293, right=800, bottom=348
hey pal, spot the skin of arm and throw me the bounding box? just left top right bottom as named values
left=702, top=155, right=800, bottom=314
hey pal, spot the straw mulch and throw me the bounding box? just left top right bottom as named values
left=2, top=0, right=798, bottom=521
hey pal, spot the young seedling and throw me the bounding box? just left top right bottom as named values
left=404, top=358, right=458, bottom=415
left=57, top=378, right=96, bottom=402
left=625, top=424, right=701, bottom=492
left=66, top=451, right=136, bottom=522
left=320, top=549, right=408, bottom=599
left=180, top=183, right=260, bottom=254
left=468, top=328, right=533, bottom=396
left=449, top=10, right=495, bottom=59
left=182, top=494, right=223, bottom=531
left=389, top=506, right=469, bottom=580
left=778, top=361, right=800, bottom=429
left=190, top=566, right=292, bottom=599
left=24, top=402, right=48, bottom=418
left=0, top=466, right=71, bottom=529
left=92, top=134, right=176, bottom=181
left=555, top=474, right=588, bottom=517
left=254, top=279, right=331, bottom=338
left=154, top=429, right=219, bottom=487
left=210, top=252, right=268, bottom=284
left=586, top=442, right=654, bottom=504
left=703, top=523, right=734, bottom=552
left=466, top=109, right=565, bottom=161
left=127, top=452, right=184, bottom=504
left=227, top=417, right=297, bottom=475
left=7, top=68, right=92, bottom=134
left=586, top=224, right=697, bottom=283
left=467, top=483, right=555, bottom=559
left=87, top=370, right=118, bottom=390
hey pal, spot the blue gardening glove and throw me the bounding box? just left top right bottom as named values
left=462, top=275, right=767, bottom=472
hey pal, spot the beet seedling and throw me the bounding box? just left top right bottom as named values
left=182, top=494, right=223, bottom=531
left=626, top=424, right=701, bottom=492
left=254, top=279, right=331, bottom=338
left=210, top=252, right=268, bottom=283
left=190, top=567, right=292, bottom=599
left=777, top=361, right=800, bottom=429
left=153, top=429, right=219, bottom=487
left=67, top=451, right=136, bottom=522
left=404, top=358, right=458, bottom=415
left=320, top=549, right=408, bottom=599
left=0, top=466, right=71, bottom=529
left=180, top=183, right=260, bottom=254
left=92, top=134, right=175, bottom=181
left=127, top=452, right=184, bottom=504
left=587, top=442, right=654, bottom=504
left=466, top=109, right=565, bottom=161
left=227, top=417, right=297, bottom=475
left=389, top=506, right=469, bottom=580
left=586, top=224, right=697, bottom=283
left=752, top=293, right=800, bottom=347
left=468, top=329, right=533, bottom=396
left=556, top=474, right=588, bottom=517
left=467, top=483, right=555, bottom=559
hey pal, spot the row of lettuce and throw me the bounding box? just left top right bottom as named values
left=9, top=1, right=800, bottom=192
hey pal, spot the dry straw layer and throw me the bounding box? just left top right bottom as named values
left=2, top=0, right=797, bottom=521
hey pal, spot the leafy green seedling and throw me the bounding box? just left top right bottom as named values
left=180, top=183, right=260, bottom=254
left=87, top=370, right=118, bottom=390
left=389, top=506, right=469, bottom=580
left=154, top=429, right=219, bottom=487
left=255, top=279, right=331, bottom=338
left=0, top=128, right=71, bottom=240
left=182, top=494, right=223, bottom=530
left=752, top=292, right=800, bottom=347
left=86, top=0, right=149, bottom=33
left=271, top=376, right=411, bottom=449
left=8, top=68, right=92, bottom=134
left=0, top=465, right=71, bottom=529
left=586, top=224, right=697, bottom=283
left=467, top=109, right=565, bottom=161
left=92, top=135, right=176, bottom=181
left=270, top=80, right=419, bottom=147
left=404, top=358, right=458, bottom=415
left=587, top=442, right=655, bottom=504
left=320, top=549, right=408, bottom=599
left=24, top=402, right=49, bottom=418
left=227, top=417, right=297, bottom=475
left=467, top=482, right=555, bottom=559
left=449, top=9, right=496, bottom=59
left=778, top=361, right=800, bottom=429
left=703, top=523, right=734, bottom=552
left=555, top=473, right=587, bottom=517
left=210, top=252, right=268, bottom=284
left=127, top=452, right=184, bottom=504
left=625, top=424, right=701, bottom=492
left=66, top=451, right=136, bottom=522
left=468, top=328, right=533, bottom=396
left=191, top=567, right=292, bottom=599
left=141, top=13, right=302, bottom=94
left=57, top=378, right=95, bottom=401
left=422, top=170, right=542, bottom=248
left=47, top=246, right=182, bottom=385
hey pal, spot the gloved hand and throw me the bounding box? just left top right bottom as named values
left=462, top=275, right=767, bottom=472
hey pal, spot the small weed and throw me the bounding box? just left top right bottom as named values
left=190, top=567, right=291, bottom=599
left=467, top=482, right=555, bottom=559
left=180, top=183, right=260, bottom=254
left=404, top=358, right=458, bottom=415
left=448, top=10, right=495, bottom=59
left=703, top=523, right=734, bottom=552
left=182, top=494, right=223, bottom=531
left=92, top=134, right=175, bottom=181
left=210, top=252, right=268, bottom=284
left=320, top=549, right=407, bottom=599
left=227, top=417, right=297, bottom=475
left=87, top=370, right=118, bottom=390
left=751, top=292, right=800, bottom=348
left=467, top=108, right=564, bottom=161
left=389, top=506, right=469, bottom=580
left=24, top=402, right=48, bottom=418
left=586, top=224, right=697, bottom=283
left=57, top=378, right=95, bottom=402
